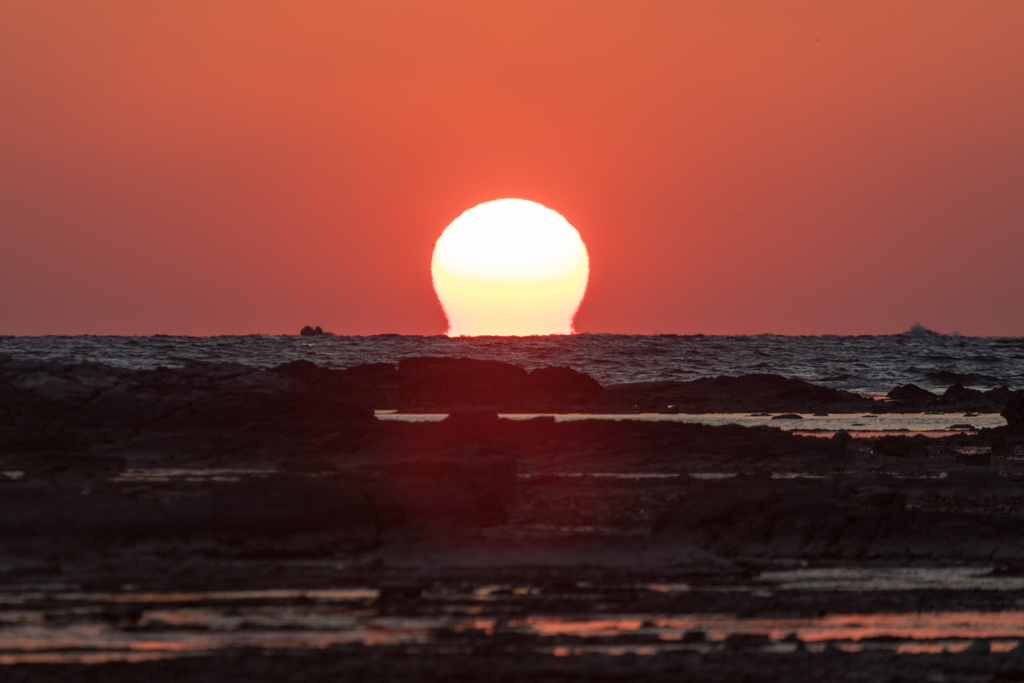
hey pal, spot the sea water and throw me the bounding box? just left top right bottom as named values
left=2, top=333, right=1023, bottom=392
left=3, top=573, right=1024, bottom=663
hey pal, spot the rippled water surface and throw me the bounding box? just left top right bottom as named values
left=2, top=333, right=1023, bottom=391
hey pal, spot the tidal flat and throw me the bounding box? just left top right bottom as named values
left=2, top=355, right=1024, bottom=681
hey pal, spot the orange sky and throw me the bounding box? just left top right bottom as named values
left=2, top=1, right=1023, bottom=336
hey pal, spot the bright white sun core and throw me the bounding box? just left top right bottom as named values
left=431, top=198, right=589, bottom=336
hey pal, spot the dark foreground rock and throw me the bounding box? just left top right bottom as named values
left=3, top=356, right=1024, bottom=681
left=654, top=478, right=1024, bottom=559
left=2, top=382, right=1023, bottom=563
left=0, top=466, right=516, bottom=559
left=1005, top=393, right=1024, bottom=433
left=600, top=374, right=873, bottom=414
left=3, top=355, right=1017, bottom=421
left=0, top=478, right=378, bottom=551
left=334, top=358, right=1020, bottom=414
left=872, top=434, right=931, bottom=457
left=886, top=381, right=1017, bottom=413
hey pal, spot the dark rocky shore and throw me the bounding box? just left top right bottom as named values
left=3, top=354, right=1024, bottom=680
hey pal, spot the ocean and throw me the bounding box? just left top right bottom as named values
left=3, top=333, right=1023, bottom=393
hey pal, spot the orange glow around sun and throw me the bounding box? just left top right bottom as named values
left=432, top=199, right=589, bottom=336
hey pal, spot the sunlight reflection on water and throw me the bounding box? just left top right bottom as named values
left=374, top=411, right=1006, bottom=433
left=4, top=574, right=1024, bottom=663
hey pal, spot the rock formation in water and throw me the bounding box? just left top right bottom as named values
left=884, top=381, right=1015, bottom=413
left=1004, top=393, right=1024, bottom=433
left=2, top=353, right=1023, bottom=560
left=4, top=353, right=1024, bottom=682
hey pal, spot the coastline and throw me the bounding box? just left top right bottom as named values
left=2, top=354, right=1024, bottom=678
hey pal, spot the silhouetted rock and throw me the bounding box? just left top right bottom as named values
left=154, top=385, right=372, bottom=433
left=342, top=362, right=398, bottom=384
left=831, top=430, right=853, bottom=443
left=0, top=477, right=377, bottom=544
left=601, top=374, right=873, bottom=414
left=887, top=384, right=937, bottom=402
left=11, top=347, right=1024, bottom=658
left=942, top=383, right=983, bottom=404
left=771, top=413, right=803, bottom=420
left=0, top=457, right=522, bottom=553
left=189, top=478, right=375, bottom=539
left=300, top=326, right=326, bottom=336
left=10, top=349, right=1024, bottom=683
left=866, top=491, right=907, bottom=509
left=872, top=435, right=930, bottom=458
left=259, top=359, right=1018, bottom=414
left=956, top=452, right=991, bottom=466
left=281, top=455, right=339, bottom=473
left=273, top=358, right=322, bottom=379
left=927, top=371, right=1000, bottom=385
left=397, top=357, right=528, bottom=408
left=983, top=385, right=1016, bottom=406
left=1003, top=394, right=1024, bottom=433
left=384, top=453, right=517, bottom=529
left=525, top=365, right=603, bottom=397
left=830, top=430, right=854, bottom=455
left=897, top=383, right=1020, bottom=413
left=654, top=483, right=856, bottom=555
left=0, top=358, right=380, bottom=467
left=653, top=478, right=1024, bottom=560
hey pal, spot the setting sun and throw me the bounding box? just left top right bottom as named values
left=432, top=199, right=589, bottom=336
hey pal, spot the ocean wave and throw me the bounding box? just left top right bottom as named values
left=2, top=334, right=1023, bottom=392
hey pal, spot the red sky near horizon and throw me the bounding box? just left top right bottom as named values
left=2, top=1, right=1023, bottom=336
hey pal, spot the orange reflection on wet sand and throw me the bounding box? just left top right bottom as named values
left=520, top=618, right=645, bottom=637
left=519, top=612, right=1024, bottom=644
left=4, top=603, right=1024, bottom=664
left=0, top=652, right=186, bottom=665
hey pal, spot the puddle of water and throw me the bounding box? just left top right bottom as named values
left=793, top=431, right=971, bottom=439
left=522, top=472, right=834, bottom=482
left=589, top=472, right=680, bottom=480
left=877, top=471, right=950, bottom=480
left=4, top=608, right=1022, bottom=663
left=519, top=612, right=1024, bottom=644
left=644, top=583, right=692, bottom=593
left=518, top=473, right=681, bottom=480
left=374, top=413, right=448, bottom=423
left=111, top=469, right=276, bottom=483
left=65, top=589, right=379, bottom=603
left=757, top=567, right=1024, bottom=592
left=0, top=652, right=190, bottom=665
left=4, top=583, right=1024, bottom=664
left=374, top=412, right=1006, bottom=434
left=0, top=588, right=378, bottom=606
